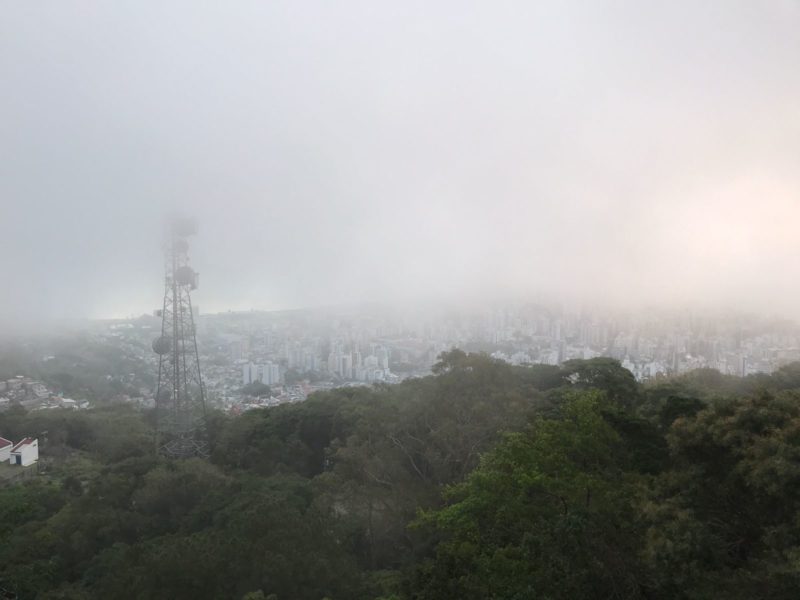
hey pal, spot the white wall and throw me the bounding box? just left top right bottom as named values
left=10, top=439, right=38, bottom=467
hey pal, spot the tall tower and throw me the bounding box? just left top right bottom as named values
left=152, top=218, right=208, bottom=459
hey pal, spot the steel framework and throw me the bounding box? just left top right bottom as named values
left=153, top=218, right=208, bottom=459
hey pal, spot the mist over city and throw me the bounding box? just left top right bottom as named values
left=3, top=1, right=800, bottom=324
left=2, top=3, right=800, bottom=599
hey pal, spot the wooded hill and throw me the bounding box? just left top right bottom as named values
left=2, top=351, right=800, bottom=599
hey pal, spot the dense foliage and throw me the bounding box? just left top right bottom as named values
left=2, top=353, right=800, bottom=599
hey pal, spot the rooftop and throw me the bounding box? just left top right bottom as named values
left=11, top=437, right=35, bottom=452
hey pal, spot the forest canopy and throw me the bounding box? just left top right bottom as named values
left=2, top=353, right=800, bottom=599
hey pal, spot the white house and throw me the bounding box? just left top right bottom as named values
left=9, top=437, right=38, bottom=467
left=0, top=437, right=12, bottom=462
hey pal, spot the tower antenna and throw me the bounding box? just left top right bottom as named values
left=152, top=217, right=208, bottom=458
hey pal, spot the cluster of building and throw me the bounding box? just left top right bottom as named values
left=326, top=342, right=393, bottom=383
left=474, top=307, right=800, bottom=380
left=0, top=376, right=90, bottom=412
left=188, top=312, right=415, bottom=411
left=231, top=382, right=318, bottom=413
left=75, top=303, right=800, bottom=417
left=226, top=335, right=399, bottom=387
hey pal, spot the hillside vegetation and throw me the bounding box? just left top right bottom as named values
left=2, top=351, right=800, bottom=599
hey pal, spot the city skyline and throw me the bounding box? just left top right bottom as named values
left=5, top=299, right=799, bottom=418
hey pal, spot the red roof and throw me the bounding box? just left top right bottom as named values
left=0, top=437, right=12, bottom=449
left=11, top=437, right=34, bottom=452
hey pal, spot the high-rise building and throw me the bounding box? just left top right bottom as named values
left=243, top=362, right=282, bottom=386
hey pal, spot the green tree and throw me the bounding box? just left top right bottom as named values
left=410, top=392, right=647, bottom=599
left=562, top=357, right=640, bottom=410
left=642, top=391, right=800, bottom=598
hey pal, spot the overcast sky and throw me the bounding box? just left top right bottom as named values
left=2, top=1, right=799, bottom=322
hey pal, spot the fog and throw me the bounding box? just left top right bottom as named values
left=2, top=1, right=799, bottom=324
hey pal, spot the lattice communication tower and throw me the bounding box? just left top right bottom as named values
left=152, top=218, right=208, bottom=458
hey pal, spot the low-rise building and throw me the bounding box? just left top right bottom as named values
left=9, top=438, right=38, bottom=467
left=0, top=437, right=12, bottom=462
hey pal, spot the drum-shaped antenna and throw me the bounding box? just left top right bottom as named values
left=174, top=266, right=196, bottom=287
left=152, top=336, right=172, bottom=355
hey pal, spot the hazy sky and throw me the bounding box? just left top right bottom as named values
left=2, top=1, right=799, bottom=322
